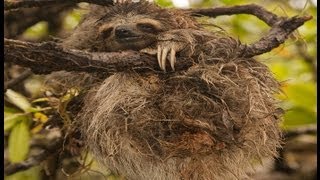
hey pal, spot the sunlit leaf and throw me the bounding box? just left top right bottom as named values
left=8, top=121, right=31, bottom=163
left=31, top=97, right=50, bottom=103
left=63, top=9, right=85, bottom=30
left=28, top=107, right=52, bottom=113
left=33, top=112, right=49, bottom=123
left=4, top=114, right=28, bottom=132
left=155, top=0, right=173, bottom=7
left=285, top=82, right=316, bottom=112
left=282, top=107, right=316, bottom=129
left=4, top=106, right=21, bottom=117
left=5, top=89, right=32, bottom=113
left=31, top=124, right=44, bottom=134
left=22, top=21, right=48, bottom=40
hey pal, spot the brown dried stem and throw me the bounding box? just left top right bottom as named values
left=4, top=137, right=63, bottom=176
left=4, top=69, right=33, bottom=91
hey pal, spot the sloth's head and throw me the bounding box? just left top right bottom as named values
left=62, top=1, right=199, bottom=51
left=95, top=9, right=166, bottom=51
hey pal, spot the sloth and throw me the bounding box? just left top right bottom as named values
left=47, top=1, right=283, bottom=180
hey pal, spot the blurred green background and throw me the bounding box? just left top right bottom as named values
left=4, top=0, right=316, bottom=179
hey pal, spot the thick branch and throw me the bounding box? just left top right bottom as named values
left=4, top=39, right=193, bottom=75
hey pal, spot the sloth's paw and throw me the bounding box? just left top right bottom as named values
left=141, top=39, right=187, bottom=71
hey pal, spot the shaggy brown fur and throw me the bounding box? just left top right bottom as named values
left=47, top=1, right=283, bottom=179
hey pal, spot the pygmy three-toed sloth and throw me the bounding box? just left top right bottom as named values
left=49, top=1, right=283, bottom=179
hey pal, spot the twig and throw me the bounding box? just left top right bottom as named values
left=188, top=4, right=282, bottom=26
left=4, top=69, right=33, bottom=92
left=239, top=15, right=312, bottom=58
left=4, top=138, right=63, bottom=176
left=4, top=0, right=113, bottom=10
left=2, top=1, right=305, bottom=28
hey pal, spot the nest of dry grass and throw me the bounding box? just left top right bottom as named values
left=77, top=55, right=282, bottom=179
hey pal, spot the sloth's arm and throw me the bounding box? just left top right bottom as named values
left=140, top=29, right=199, bottom=71
left=141, top=28, right=240, bottom=71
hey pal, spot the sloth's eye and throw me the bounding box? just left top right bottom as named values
left=137, top=23, right=157, bottom=33
left=100, top=27, right=114, bottom=38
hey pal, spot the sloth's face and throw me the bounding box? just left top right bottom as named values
left=96, top=15, right=165, bottom=51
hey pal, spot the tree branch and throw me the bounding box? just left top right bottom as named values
left=2, top=1, right=307, bottom=28
left=4, top=69, right=33, bottom=91
left=4, top=38, right=194, bottom=75
left=239, top=15, right=312, bottom=58
left=4, top=0, right=113, bottom=10
left=4, top=12, right=311, bottom=75
left=189, top=4, right=282, bottom=26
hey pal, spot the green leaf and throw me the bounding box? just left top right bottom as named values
left=8, top=121, right=31, bottom=163
left=22, top=21, right=48, bottom=40
left=282, top=107, right=316, bottom=129
left=4, top=106, right=20, bottom=113
left=4, top=106, right=21, bottom=117
left=5, top=166, right=41, bottom=180
left=285, top=82, right=316, bottom=112
left=154, top=0, right=173, bottom=7
left=4, top=114, right=28, bottom=132
left=5, top=89, right=32, bottom=113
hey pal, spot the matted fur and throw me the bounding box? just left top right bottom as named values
left=55, top=1, right=283, bottom=179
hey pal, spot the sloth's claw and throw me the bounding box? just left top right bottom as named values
left=141, top=40, right=186, bottom=72
left=161, top=47, right=169, bottom=71
left=155, top=45, right=179, bottom=71
left=157, top=46, right=162, bottom=70
left=170, top=48, right=176, bottom=71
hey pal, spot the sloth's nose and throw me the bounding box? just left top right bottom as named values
left=115, top=26, right=136, bottom=39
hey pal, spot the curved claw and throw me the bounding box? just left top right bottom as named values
left=170, top=48, right=176, bottom=71
left=161, top=47, right=169, bottom=71
left=157, top=46, right=162, bottom=70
